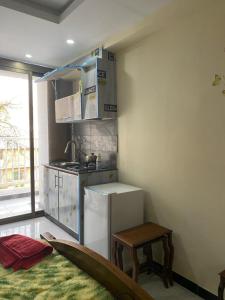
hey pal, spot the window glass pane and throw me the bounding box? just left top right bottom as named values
left=0, top=70, right=31, bottom=219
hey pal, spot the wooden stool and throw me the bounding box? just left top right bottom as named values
left=112, top=222, right=174, bottom=288
left=218, top=270, right=225, bottom=300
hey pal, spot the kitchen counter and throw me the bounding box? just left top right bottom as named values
left=44, top=164, right=117, bottom=176
left=43, top=164, right=118, bottom=243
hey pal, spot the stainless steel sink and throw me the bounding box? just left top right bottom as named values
left=52, top=161, right=80, bottom=167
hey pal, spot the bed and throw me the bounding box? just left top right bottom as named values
left=0, top=232, right=154, bottom=300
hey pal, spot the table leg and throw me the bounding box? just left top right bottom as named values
left=167, top=232, right=174, bottom=286
left=218, top=275, right=225, bottom=300
left=143, top=242, right=153, bottom=273
left=162, top=236, right=169, bottom=288
left=112, top=239, right=118, bottom=266
left=131, top=248, right=139, bottom=282
left=118, top=244, right=124, bottom=271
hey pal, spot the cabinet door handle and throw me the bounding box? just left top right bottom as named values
left=59, top=176, right=63, bottom=188
left=55, top=175, right=58, bottom=188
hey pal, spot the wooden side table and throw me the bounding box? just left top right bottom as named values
left=112, top=222, right=174, bottom=288
left=218, top=270, right=225, bottom=300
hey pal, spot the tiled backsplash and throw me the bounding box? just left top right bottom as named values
left=72, top=120, right=118, bottom=168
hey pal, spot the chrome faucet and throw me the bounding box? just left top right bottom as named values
left=64, top=140, right=77, bottom=160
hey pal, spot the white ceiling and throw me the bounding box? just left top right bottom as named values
left=0, top=0, right=171, bottom=67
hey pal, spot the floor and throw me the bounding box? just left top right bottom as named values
left=0, top=196, right=42, bottom=219
left=0, top=217, right=203, bottom=300
left=139, top=274, right=202, bottom=300
left=0, top=217, right=75, bottom=241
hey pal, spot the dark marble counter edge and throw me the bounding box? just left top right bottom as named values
left=43, top=164, right=79, bottom=175
left=43, top=164, right=117, bottom=175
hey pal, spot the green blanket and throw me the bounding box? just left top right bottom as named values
left=0, top=250, right=114, bottom=300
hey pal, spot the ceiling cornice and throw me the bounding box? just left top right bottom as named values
left=0, top=0, right=85, bottom=23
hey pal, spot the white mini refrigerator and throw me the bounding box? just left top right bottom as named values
left=84, top=182, right=144, bottom=260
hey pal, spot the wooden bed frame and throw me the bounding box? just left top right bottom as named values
left=41, top=232, right=154, bottom=300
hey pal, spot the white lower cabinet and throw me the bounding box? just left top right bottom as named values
left=58, top=171, right=79, bottom=233
left=44, top=167, right=79, bottom=236
left=44, top=167, right=59, bottom=220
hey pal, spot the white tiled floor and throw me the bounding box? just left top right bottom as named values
left=0, top=196, right=42, bottom=219
left=0, top=217, right=76, bottom=242
left=139, top=274, right=202, bottom=300
left=0, top=217, right=203, bottom=300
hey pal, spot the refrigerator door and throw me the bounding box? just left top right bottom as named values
left=84, top=188, right=110, bottom=259
left=111, top=190, right=144, bottom=234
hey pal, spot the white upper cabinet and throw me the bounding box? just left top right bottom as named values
left=39, top=48, right=116, bottom=123
left=82, top=50, right=117, bottom=120
left=55, top=92, right=82, bottom=122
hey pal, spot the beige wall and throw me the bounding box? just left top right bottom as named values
left=116, top=1, right=225, bottom=294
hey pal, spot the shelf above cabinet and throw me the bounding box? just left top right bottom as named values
left=36, top=56, right=97, bottom=82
